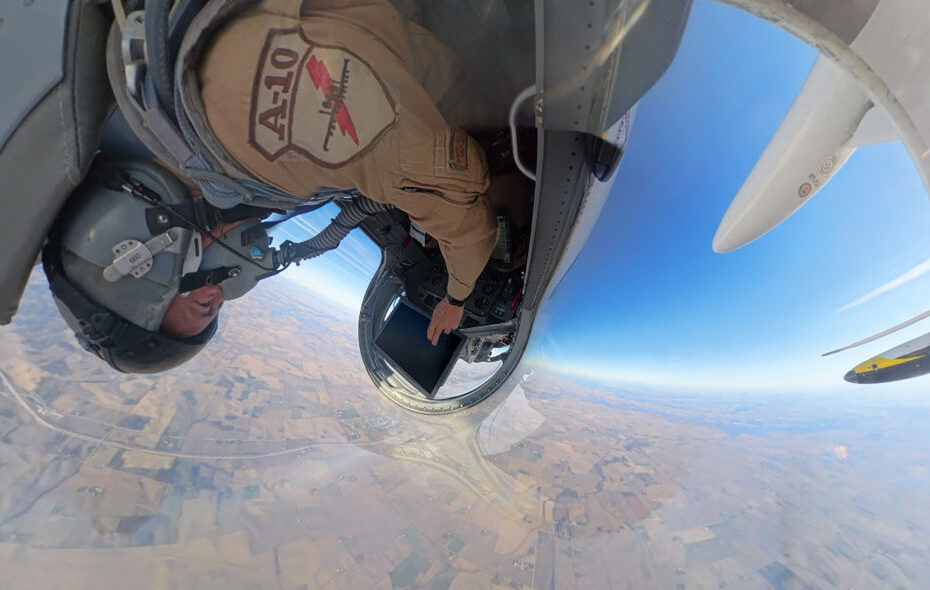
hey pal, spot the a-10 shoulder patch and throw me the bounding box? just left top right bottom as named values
left=249, top=28, right=397, bottom=167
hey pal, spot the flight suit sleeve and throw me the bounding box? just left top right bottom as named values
left=384, top=188, right=497, bottom=301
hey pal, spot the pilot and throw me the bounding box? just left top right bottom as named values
left=43, top=159, right=273, bottom=373
left=49, top=0, right=500, bottom=372
left=188, top=0, right=499, bottom=345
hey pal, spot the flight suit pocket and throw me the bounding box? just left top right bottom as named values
left=435, top=127, right=489, bottom=188
left=395, top=126, right=489, bottom=204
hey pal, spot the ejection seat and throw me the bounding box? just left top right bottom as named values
left=0, top=0, right=114, bottom=324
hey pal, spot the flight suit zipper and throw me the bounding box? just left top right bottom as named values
left=401, top=185, right=479, bottom=206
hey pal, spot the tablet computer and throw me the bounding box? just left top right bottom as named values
left=374, top=300, right=465, bottom=399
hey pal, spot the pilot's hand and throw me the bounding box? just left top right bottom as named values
left=427, top=297, right=464, bottom=346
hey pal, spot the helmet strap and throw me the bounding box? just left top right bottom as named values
left=178, top=265, right=241, bottom=293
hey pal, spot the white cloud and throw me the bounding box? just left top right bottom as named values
left=837, top=257, right=930, bottom=313
left=291, top=216, right=325, bottom=236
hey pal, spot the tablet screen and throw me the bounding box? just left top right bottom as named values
left=374, top=301, right=464, bottom=398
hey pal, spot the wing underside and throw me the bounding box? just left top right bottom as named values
left=712, top=55, right=892, bottom=253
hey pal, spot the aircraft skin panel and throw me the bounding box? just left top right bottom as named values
left=849, top=0, right=930, bottom=166
left=712, top=55, right=866, bottom=253
left=853, top=353, right=923, bottom=373
left=846, top=346, right=930, bottom=383
left=772, top=0, right=879, bottom=45
left=543, top=109, right=635, bottom=303
left=0, top=0, right=70, bottom=147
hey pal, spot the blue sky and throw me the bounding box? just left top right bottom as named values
left=532, top=1, right=930, bottom=393
left=268, top=205, right=381, bottom=310
left=263, top=1, right=930, bottom=395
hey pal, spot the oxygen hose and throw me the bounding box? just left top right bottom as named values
left=278, top=196, right=393, bottom=266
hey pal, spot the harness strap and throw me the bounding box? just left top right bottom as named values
left=141, top=77, right=195, bottom=163
left=175, top=0, right=260, bottom=180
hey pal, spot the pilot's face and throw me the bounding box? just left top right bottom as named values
left=160, top=284, right=224, bottom=339
left=158, top=220, right=252, bottom=339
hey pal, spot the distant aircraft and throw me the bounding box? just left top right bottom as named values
left=821, top=309, right=930, bottom=384
left=841, top=332, right=930, bottom=384
left=709, top=0, right=930, bottom=385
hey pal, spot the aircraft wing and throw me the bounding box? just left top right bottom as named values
left=713, top=0, right=930, bottom=253
left=713, top=56, right=874, bottom=253
left=822, top=307, right=930, bottom=357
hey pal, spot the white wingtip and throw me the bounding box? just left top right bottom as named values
left=713, top=56, right=872, bottom=253
left=712, top=211, right=765, bottom=253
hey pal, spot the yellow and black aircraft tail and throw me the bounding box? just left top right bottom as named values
left=844, top=343, right=930, bottom=384
left=824, top=311, right=930, bottom=384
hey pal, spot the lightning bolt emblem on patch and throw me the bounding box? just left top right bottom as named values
left=306, top=55, right=360, bottom=150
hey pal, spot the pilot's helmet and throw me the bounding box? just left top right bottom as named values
left=42, top=159, right=271, bottom=373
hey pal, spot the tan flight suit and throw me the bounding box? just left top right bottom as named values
left=198, top=0, right=496, bottom=300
